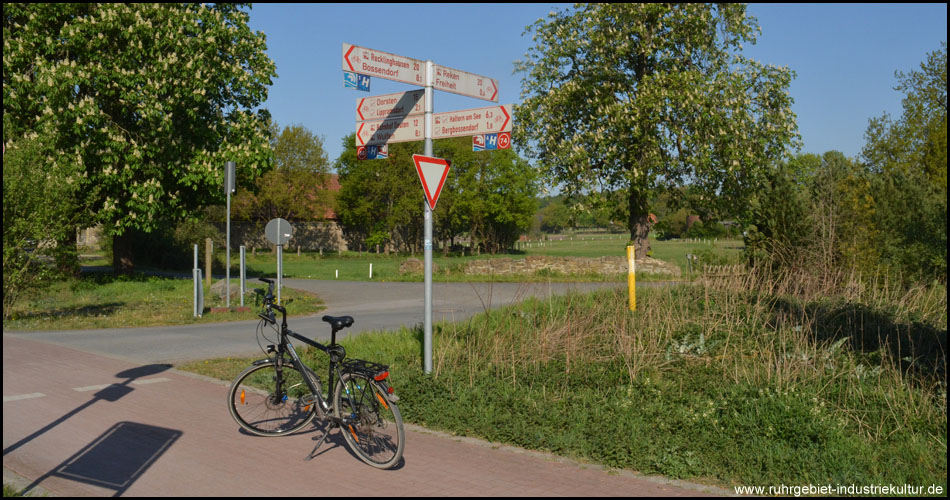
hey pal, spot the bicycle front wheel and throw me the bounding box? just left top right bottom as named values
left=334, top=372, right=405, bottom=469
left=228, top=361, right=318, bottom=437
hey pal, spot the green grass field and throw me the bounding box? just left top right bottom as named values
left=235, top=236, right=743, bottom=282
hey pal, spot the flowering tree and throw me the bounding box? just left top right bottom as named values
left=515, top=4, right=799, bottom=257
left=232, top=123, right=333, bottom=223
left=3, top=3, right=277, bottom=273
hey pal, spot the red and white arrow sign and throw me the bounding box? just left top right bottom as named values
left=433, top=63, right=498, bottom=102
left=432, top=104, right=511, bottom=139
left=357, top=90, right=425, bottom=122
left=343, top=43, right=425, bottom=87
left=356, top=115, right=425, bottom=146
left=412, top=154, right=451, bottom=210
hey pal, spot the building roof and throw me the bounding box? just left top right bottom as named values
left=324, top=173, right=340, bottom=220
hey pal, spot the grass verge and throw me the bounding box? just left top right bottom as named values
left=3, top=274, right=323, bottom=330
left=179, top=267, right=946, bottom=490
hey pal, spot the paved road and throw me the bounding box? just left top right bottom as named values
left=2, top=279, right=638, bottom=364
left=3, top=279, right=725, bottom=497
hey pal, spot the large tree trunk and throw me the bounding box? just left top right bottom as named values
left=112, top=232, right=135, bottom=276
left=628, top=189, right=653, bottom=259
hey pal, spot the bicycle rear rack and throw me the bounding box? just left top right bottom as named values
left=342, top=359, right=389, bottom=379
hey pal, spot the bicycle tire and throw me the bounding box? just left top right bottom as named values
left=333, top=371, right=405, bottom=469
left=228, top=361, right=318, bottom=437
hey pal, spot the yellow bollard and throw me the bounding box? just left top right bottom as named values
left=627, top=245, right=636, bottom=311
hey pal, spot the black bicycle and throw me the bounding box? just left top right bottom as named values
left=227, top=278, right=405, bottom=469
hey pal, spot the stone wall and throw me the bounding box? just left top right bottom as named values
left=224, top=221, right=347, bottom=252
left=460, top=255, right=681, bottom=277
left=74, top=221, right=348, bottom=253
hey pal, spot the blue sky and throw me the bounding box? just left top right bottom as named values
left=247, top=3, right=947, bottom=167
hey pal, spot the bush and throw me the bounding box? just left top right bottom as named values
left=3, top=131, right=81, bottom=317
left=126, top=214, right=224, bottom=272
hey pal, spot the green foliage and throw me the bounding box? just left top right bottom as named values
left=124, top=213, right=224, bottom=271
left=653, top=208, right=688, bottom=240
left=232, top=122, right=332, bottom=222
left=335, top=136, right=538, bottom=254
left=745, top=44, right=947, bottom=284
left=535, top=200, right=571, bottom=234
left=862, top=43, right=947, bottom=282
left=742, top=155, right=818, bottom=268
left=3, top=3, right=277, bottom=270
left=335, top=135, right=425, bottom=253
left=685, top=220, right=728, bottom=239
left=515, top=4, right=799, bottom=256
left=433, top=137, right=539, bottom=254
left=2, top=130, right=81, bottom=318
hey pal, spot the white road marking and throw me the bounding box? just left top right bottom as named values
left=131, top=377, right=172, bottom=385
left=3, top=393, right=47, bottom=402
left=73, top=384, right=114, bottom=392
left=72, top=377, right=172, bottom=392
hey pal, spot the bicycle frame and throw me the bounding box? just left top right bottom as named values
left=259, top=302, right=349, bottom=422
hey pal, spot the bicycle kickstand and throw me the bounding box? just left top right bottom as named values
left=305, top=425, right=333, bottom=461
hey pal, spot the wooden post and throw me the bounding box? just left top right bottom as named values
left=205, top=238, right=212, bottom=288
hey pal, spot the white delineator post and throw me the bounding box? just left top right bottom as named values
left=424, top=59, right=434, bottom=375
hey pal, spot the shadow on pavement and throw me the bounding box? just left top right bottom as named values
left=3, top=364, right=172, bottom=457
left=25, top=421, right=182, bottom=497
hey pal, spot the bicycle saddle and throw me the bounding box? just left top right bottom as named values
left=322, top=315, right=354, bottom=331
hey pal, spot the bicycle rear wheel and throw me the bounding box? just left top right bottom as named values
left=334, top=372, right=405, bottom=469
left=228, top=361, right=318, bottom=436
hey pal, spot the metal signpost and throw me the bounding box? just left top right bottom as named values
left=240, top=245, right=246, bottom=307
left=264, top=218, right=293, bottom=305
left=343, top=43, right=507, bottom=374
left=224, top=161, right=236, bottom=308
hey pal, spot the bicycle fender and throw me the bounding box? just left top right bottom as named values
left=251, top=358, right=275, bottom=366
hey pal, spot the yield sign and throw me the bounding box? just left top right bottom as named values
left=412, top=155, right=451, bottom=210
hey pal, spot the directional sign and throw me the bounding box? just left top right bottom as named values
left=432, top=104, right=511, bottom=140
left=356, top=115, right=425, bottom=146
left=412, top=155, right=451, bottom=210
left=357, top=90, right=424, bottom=122
left=433, top=63, right=498, bottom=102
left=343, top=43, right=425, bottom=87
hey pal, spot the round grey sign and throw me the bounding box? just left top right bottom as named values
left=264, top=218, right=293, bottom=245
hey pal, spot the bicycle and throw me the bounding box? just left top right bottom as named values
left=227, top=277, right=405, bottom=469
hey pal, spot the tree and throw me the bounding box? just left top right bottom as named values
left=515, top=3, right=799, bottom=258
left=335, top=135, right=424, bottom=253
left=862, top=43, right=947, bottom=281
left=232, top=123, right=332, bottom=223
left=536, top=198, right=571, bottom=233
left=3, top=3, right=277, bottom=274
left=3, top=128, right=81, bottom=317
left=334, top=136, right=538, bottom=255
left=433, top=138, right=538, bottom=254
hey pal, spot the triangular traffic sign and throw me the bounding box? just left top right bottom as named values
left=412, top=154, right=451, bottom=210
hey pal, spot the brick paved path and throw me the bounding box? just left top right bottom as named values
left=3, top=335, right=726, bottom=496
